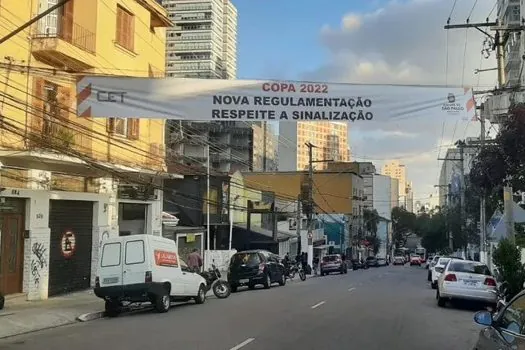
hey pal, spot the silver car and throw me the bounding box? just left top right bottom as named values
left=436, top=259, right=497, bottom=307
left=472, top=289, right=525, bottom=349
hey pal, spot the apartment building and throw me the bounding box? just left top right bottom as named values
left=438, top=137, right=479, bottom=207
left=161, top=0, right=237, bottom=79
left=381, top=160, right=408, bottom=208
left=0, top=0, right=173, bottom=300
left=160, top=0, right=266, bottom=173
left=278, top=122, right=351, bottom=171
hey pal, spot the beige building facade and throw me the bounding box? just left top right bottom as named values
left=278, top=122, right=350, bottom=171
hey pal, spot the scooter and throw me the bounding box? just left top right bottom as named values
left=199, top=263, right=231, bottom=299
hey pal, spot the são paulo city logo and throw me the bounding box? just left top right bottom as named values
left=442, top=92, right=464, bottom=114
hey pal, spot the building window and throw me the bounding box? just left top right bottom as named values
left=107, top=118, right=140, bottom=139
left=116, top=5, right=134, bottom=51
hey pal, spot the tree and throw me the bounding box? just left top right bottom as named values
left=391, top=207, right=416, bottom=247
left=420, top=210, right=449, bottom=253
left=365, top=234, right=381, bottom=255
left=492, top=238, right=525, bottom=299
left=363, top=208, right=380, bottom=236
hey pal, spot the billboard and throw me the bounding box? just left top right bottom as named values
left=76, top=77, right=475, bottom=122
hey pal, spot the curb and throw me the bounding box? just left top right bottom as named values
left=77, top=311, right=105, bottom=322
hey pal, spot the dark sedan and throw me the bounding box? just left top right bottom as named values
left=366, top=256, right=379, bottom=267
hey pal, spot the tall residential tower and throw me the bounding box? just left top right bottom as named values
left=278, top=122, right=350, bottom=171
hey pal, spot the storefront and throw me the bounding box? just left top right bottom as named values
left=48, top=200, right=94, bottom=296
left=117, top=184, right=162, bottom=236
left=0, top=197, right=26, bottom=296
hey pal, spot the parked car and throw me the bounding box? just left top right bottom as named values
left=366, top=256, right=379, bottom=267
left=427, top=255, right=441, bottom=281
left=436, top=259, right=497, bottom=308
left=321, top=254, right=348, bottom=275
left=393, top=256, right=405, bottom=265
left=472, top=288, right=525, bottom=349
left=228, top=250, right=286, bottom=292
left=94, top=234, right=207, bottom=316
left=430, top=257, right=451, bottom=289
left=377, top=258, right=388, bottom=267
left=409, top=255, right=421, bottom=266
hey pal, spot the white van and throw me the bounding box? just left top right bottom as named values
left=94, top=234, right=207, bottom=316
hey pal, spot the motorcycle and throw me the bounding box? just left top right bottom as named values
left=199, top=263, right=231, bottom=299
left=285, top=261, right=306, bottom=281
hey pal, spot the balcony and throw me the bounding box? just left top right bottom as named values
left=40, top=118, right=93, bottom=157
left=32, top=20, right=97, bottom=71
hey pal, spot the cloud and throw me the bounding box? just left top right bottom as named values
left=302, top=0, right=497, bottom=199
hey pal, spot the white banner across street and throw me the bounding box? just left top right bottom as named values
left=76, top=77, right=475, bottom=122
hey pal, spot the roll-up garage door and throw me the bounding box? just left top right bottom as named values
left=48, top=200, right=93, bottom=296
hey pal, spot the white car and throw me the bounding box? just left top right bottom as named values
left=430, top=257, right=451, bottom=289
left=427, top=255, right=440, bottom=281
left=436, top=259, right=497, bottom=308
left=95, top=234, right=207, bottom=316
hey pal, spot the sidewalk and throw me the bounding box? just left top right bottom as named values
left=0, top=290, right=104, bottom=339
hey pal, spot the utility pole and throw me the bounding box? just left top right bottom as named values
left=296, top=194, right=301, bottom=257
left=262, top=122, right=267, bottom=171
left=206, top=144, right=210, bottom=266
left=306, top=142, right=315, bottom=269
left=303, top=142, right=333, bottom=269
left=479, top=109, right=487, bottom=263
left=458, top=140, right=466, bottom=251
left=504, top=184, right=515, bottom=244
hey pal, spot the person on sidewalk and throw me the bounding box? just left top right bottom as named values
left=188, top=248, right=203, bottom=273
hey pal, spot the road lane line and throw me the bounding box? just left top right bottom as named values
left=348, top=287, right=356, bottom=292
left=311, top=301, right=326, bottom=309
left=229, top=338, right=255, bottom=350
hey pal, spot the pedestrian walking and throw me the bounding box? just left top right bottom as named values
left=188, top=248, right=203, bottom=273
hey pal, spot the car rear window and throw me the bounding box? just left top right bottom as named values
left=323, top=255, right=339, bottom=262
left=437, top=258, right=450, bottom=266
left=448, top=261, right=491, bottom=276
left=231, top=252, right=261, bottom=267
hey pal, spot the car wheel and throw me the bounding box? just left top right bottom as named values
left=248, top=283, right=255, bottom=290
left=231, top=285, right=238, bottom=293
left=263, top=273, right=272, bottom=289
left=436, top=291, right=445, bottom=307
left=194, top=285, right=206, bottom=304
left=155, top=291, right=170, bottom=313
left=431, top=281, right=437, bottom=289
left=278, top=273, right=286, bottom=286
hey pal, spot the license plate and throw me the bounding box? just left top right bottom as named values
left=103, top=277, right=119, bottom=284
left=463, top=280, right=478, bottom=286
left=239, top=279, right=249, bottom=284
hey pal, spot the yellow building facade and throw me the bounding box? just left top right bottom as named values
left=0, top=0, right=174, bottom=300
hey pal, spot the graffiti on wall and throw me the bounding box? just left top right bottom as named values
left=99, top=230, right=109, bottom=248
left=31, top=242, right=47, bottom=286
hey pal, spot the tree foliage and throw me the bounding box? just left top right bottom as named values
left=492, top=238, right=525, bottom=299
left=392, top=207, right=416, bottom=247
left=363, top=208, right=380, bottom=236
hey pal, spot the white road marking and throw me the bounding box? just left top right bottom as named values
left=348, top=287, right=356, bottom=292
left=311, top=301, right=326, bottom=309
left=229, top=338, right=255, bottom=350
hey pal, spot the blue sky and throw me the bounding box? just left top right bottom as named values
left=228, top=0, right=498, bottom=200
left=231, top=0, right=383, bottom=80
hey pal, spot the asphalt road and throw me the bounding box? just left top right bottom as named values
left=0, top=265, right=483, bottom=350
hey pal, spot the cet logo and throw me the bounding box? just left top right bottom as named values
left=61, top=231, right=76, bottom=259
left=447, top=93, right=456, bottom=103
